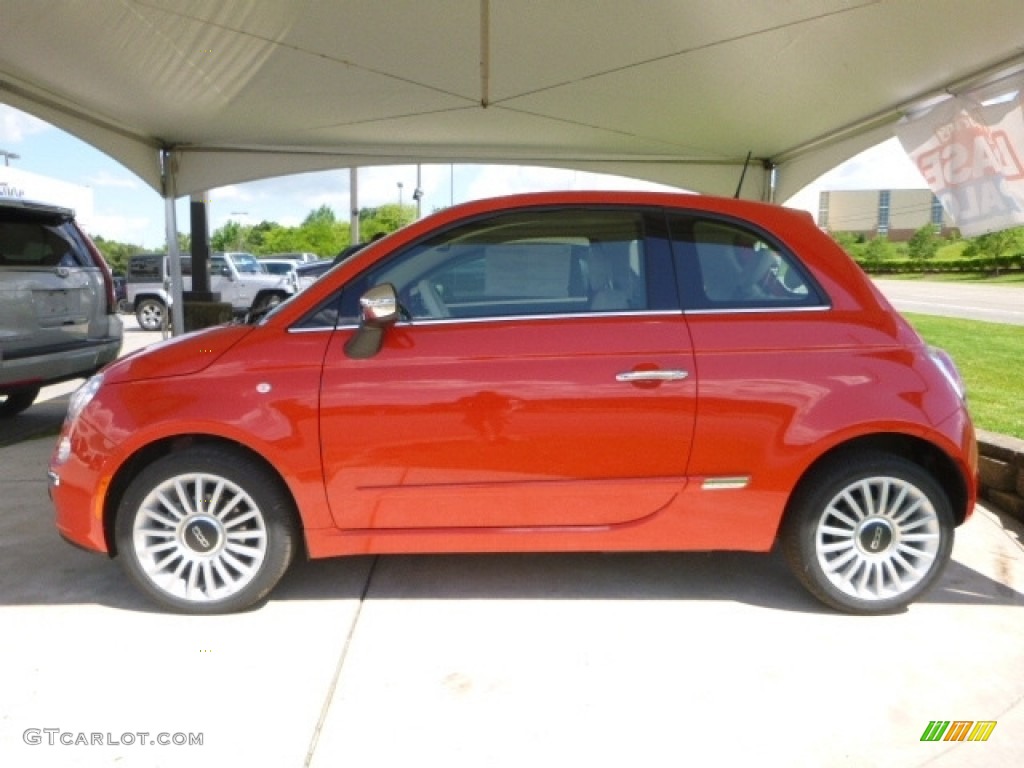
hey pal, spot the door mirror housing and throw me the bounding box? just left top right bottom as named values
left=345, top=283, right=400, bottom=358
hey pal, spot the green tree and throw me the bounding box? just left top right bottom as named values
left=962, top=227, right=1024, bottom=260
left=863, top=235, right=893, bottom=262
left=211, top=220, right=242, bottom=251
left=90, top=235, right=145, bottom=275
left=206, top=203, right=419, bottom=259
left=177, top=231, right=192, bottom=254
left=303, top=205, right=337, bottom=226
left=359, top=204, right=415, bottom=240
left=907, top=224, right=940, bottom=260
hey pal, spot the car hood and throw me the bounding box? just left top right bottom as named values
left=101, top=324, right=254, bottom=384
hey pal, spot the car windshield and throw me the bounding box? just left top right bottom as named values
left=229, top=253, right=263, bottom=274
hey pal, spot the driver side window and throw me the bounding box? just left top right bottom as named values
left=364, top=209, right=648, bottom=321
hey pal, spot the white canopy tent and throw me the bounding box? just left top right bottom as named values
left=3, top=0, right=1024, bottom=201
left=3, top=0, right=1024, bottom=328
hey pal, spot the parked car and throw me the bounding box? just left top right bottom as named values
left=49, top=191, right=977, bottom=614
left=294, top=259, right=334, bottom=291
left=1, top=198, right=122, bottom=417
left=125, top=251, right=296, bottom=330
left=267, top=251, right=318, bottom=264
left=257, top=257, right=301, bottom=292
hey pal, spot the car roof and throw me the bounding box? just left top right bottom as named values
left=296, top=260, right=332, bottom=273
left=0, top=197, right=76, bottom=220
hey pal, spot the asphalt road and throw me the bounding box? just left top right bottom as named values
left=874, top=279, right=1024, bottom=325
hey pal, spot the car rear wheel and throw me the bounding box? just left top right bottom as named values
left=0, top=387, right=40, bottom=418
left=135, top=298, right=167, bottom=331
left=114, top=446, right=298, bottom=614
left=781, top=452, right=954, bottom=614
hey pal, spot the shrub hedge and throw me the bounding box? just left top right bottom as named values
left=853, top=252, right=1024, bottom=275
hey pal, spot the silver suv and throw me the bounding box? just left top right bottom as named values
left=0, top=198, right=123, bottom=417
left=126, top=251, right=296, bottom=331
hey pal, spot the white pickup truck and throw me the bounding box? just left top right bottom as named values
left=125, top=251, right=296, bottom=330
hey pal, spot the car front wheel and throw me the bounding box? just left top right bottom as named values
left=135, top=298, right=167, bottom=331
left=114, top=446, right=298, bottom=614
left=781, top=452, right=954, bottom=614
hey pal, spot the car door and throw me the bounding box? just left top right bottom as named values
left=318, top=207, right=697, bottom=530
left=0, top=210, right=95, bottom=364
left=208, top=255, right=238, bottom=306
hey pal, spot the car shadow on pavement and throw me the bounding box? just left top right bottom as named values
left=1, top=529, right=1021, bottom=614
left=274, top=548, right=1024, bottom=615
left=4, top=428, right=1021, bottom=615
left=0, top=396, right=66, bottom=448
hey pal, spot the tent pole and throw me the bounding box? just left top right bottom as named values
left=160, top=149, right=185, bottom=335
left=763, top=160, right=778, bottom=203
left=350, top=167, right=359, bottom=244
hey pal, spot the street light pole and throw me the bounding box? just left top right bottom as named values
left=413, top=163, right=423, bottom=219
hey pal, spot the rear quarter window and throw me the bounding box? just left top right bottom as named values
left=669, top=215, right=827, bottom=311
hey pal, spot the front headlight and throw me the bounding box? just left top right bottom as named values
left=67, top=373, right=104, bottom=424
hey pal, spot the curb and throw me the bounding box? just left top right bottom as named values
left=977, top=428, right=1024, bottom=523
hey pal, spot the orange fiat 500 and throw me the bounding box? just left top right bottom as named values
left=48, top=192, right=977, bottom=614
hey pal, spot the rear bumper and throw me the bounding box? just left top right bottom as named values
left=0, top=322, right=122, bottom=390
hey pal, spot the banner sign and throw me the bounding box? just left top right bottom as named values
left=896, top=92, right=1024, bottom=236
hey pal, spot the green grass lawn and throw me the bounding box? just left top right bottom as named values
left=903, top=313, right=1024, bottom=439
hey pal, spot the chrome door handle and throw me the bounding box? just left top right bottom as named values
left=615, top=369, right=689, bottom=382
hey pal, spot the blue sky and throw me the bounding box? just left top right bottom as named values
left=0, top=103, right=926, bottom=249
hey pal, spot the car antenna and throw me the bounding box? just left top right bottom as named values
left=734, top=151, right=752, bottom=199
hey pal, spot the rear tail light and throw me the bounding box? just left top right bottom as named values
left=82, top=230, right=117, bottom=314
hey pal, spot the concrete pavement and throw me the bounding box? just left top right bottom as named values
left=3, top=310, right=1024, bottom=766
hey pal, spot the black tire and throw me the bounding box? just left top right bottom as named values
left=0, top=387, right=40, bottom=418
left=780, top=451, right=954, bottom=615
left=114, top=446, right=298, bottom=614
left=135, top=298, right=167, bottom=331
left=251, top=291, right=286, bottom=313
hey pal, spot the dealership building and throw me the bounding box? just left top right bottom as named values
left=0, top=165, right=94, bottom=228
left=817, top=189, right=955, bottom=241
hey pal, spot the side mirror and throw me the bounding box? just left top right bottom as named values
left=344, top=283, right=400, bottom=359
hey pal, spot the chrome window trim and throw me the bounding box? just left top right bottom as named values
left=393, top=309, right=680, bottom=326
left=684, top=304, right=832, bottom=316
left=289, top=308, right=682, bottom=333
left=288, top=305, right=834, bottom=331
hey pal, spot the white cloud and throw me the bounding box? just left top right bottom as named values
left=211, top=184, right=254, bottom=203
left=0, top=104, right=50, bottom=143
left=87, top=213, right=156, bottom=244
left=85, top=170, right=138, bottom=189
